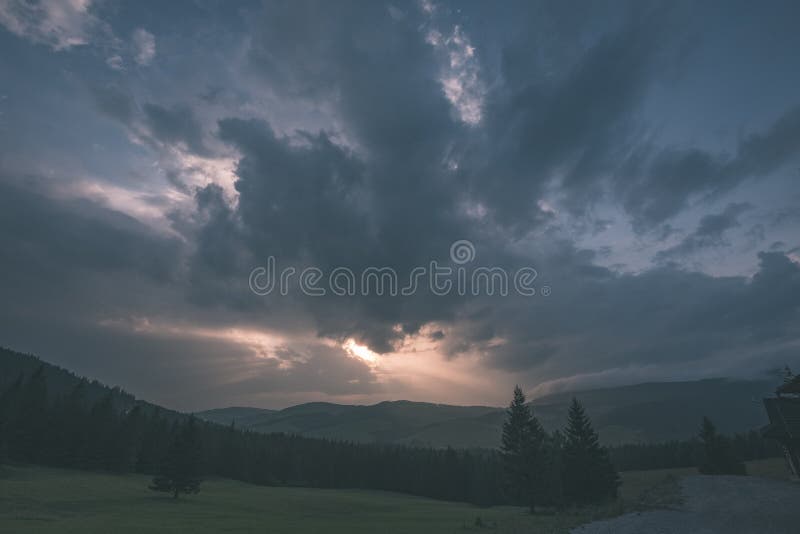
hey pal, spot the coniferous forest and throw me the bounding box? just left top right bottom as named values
left=0, top=354, right=781, bottom=508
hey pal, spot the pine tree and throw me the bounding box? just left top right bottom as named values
left=500, top=386, right=546, bottom=512
left=562, top=398, right=619, bottom=505
left=149, top=417, right=203, bottom=498
left=697, top=416, right=746, bottom=475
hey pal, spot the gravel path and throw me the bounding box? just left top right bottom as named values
left=572, top=475, right=800, bottom=534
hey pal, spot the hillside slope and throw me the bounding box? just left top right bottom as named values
left=0, top=346, right=179, bottom=418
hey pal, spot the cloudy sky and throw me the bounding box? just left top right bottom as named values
left=1, top=0, right=799, bottom=411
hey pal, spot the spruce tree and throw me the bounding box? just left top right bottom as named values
left=150, top=417, right=203, bottom=498
left=697, top=416, right=746, bottom=475
left=500, top=385, right=546, bottom=512
left=562, top=398, right=619, bottom=504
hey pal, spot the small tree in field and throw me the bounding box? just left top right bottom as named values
left=697, top=416, right=746, bottom=475
left=501, top=386, right=546, bottom=512
left=562, top=398, right=619, bottom=505
left=150, top=417, right=203, bottom=499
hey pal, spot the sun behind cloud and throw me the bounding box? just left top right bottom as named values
left=343, top=339, right=379, bottom=366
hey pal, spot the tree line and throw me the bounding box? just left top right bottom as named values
left=609, top=426, right=780, bottom=472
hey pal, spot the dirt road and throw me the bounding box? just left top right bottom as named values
left=572, top=475, right=800, bottom=534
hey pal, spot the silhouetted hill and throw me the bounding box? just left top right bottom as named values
left=199, top=378, right=776, bottom=447
left=0, top=346, right=180, bottom=418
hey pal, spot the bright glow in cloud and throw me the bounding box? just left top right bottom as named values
left=425, top=21, right=485, bottom=125
left=100, top=317, right=294, bottom=365
left=164, top=149, right=239, bottom=199
left=370, top=325, right=515, bottom=406
left=343, top=338, right=379, bottom=365
left=70, top=180, right=166, bottom=221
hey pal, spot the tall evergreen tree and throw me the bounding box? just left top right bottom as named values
left=150, top=417, right=203, bottom=498
left=500, top=386, right=546, bottom=512
left=697, top=416, right=746, bottom=475
left=562, top=398, right=619, bottom=504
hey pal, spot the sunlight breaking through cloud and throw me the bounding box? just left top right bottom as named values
left=343, top=338, right=380, bottom=366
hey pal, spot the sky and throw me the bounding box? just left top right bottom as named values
left=1, top=0, right=799, bottom=411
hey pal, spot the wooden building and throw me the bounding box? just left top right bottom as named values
left=762, top=375, right=800, bottom=478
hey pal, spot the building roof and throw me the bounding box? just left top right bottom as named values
left=777, top=375, right=800, bottom=395
left=762, top=397, right=800, bottom=440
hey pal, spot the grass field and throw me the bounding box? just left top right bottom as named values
left=0, top=458, right=788, bottom=533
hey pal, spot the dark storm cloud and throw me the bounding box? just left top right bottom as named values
left=0, top=176, right=383, bottom=408
left=461, top=2, right=684, bottom=230
left=0, top=180, right=180, bottom=284
left=89, top=85, right=211, bottom=158
left=2, top=0, right=800, bottom=407
left=210, top=113, right=521, bottom=354
left=192, top=105, right=800, bottom=385
left=619, top=106, right=800, bottom=230
left=655, top=202, right=753, bottom=262
left=216, top=118, right=371, bottom=265
left=178, top=0, right=800, bottom=384
left=462, top=247, right=800, bottom=379
left=143, top=103, right=209, bottom=155
left=240, top=0, right=479, bottom=307
left=214, top=2, right=491, bottom=352
left=246, top=0, right=451, bottom=154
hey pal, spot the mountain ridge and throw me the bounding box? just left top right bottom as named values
left=198, top=377, right=776, bottom=447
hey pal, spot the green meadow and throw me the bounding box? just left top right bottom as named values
left=0, top=459, right=785, bottom=533
left=0, top=466, right=609, bottom=534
